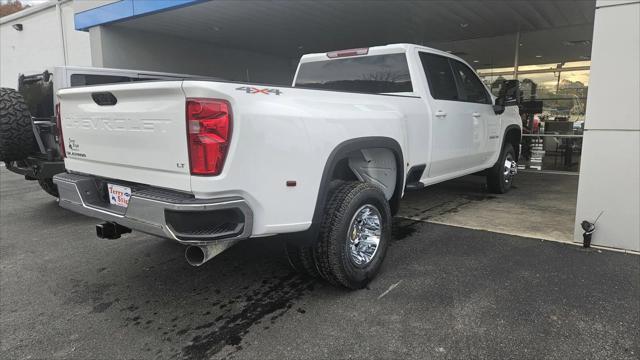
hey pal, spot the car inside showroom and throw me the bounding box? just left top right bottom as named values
left=0, top=1, right=638, bottom=359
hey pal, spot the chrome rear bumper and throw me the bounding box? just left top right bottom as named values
left=53, top=173, right=253, bottom=245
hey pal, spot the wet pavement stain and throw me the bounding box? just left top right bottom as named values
left=391, top=217, right=421, bottom=241
left=90, top=300, right=114, bottom=313
left=402, top=192, right=498, bottom=221
left=462, top=194, right=497, bottom=202
left=177, top=273, right=314, bottom=360
left=65, top=279, right=116, bottom=312
left=393, top=192, right=499, bottom=242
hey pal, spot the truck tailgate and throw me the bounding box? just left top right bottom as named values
left=57, top=81, right=191, bottom=192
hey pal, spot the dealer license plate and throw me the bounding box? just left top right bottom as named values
left=107, top=183, right=131, bottom=208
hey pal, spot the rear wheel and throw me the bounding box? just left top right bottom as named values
left=313, top=181, right=391, bottom=289
left=487, top=143, right=517, bottom=194
left=0, top=88, right=35, bottom=162
left=38, top=178, right=59, bottom=198
left=285, top=243, right=320, bottom=278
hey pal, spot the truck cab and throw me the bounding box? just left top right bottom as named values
left=293, top=44, right=521, bottom=190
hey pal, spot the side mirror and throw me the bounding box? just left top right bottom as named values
left=499, top=80, right=521, bottom=105
left=494, top=80, right=520, bottom=114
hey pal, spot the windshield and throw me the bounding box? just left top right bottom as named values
left=295, top=53, right=413, bottom=94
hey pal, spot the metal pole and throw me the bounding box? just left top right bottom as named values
left=555, top=63, right=564, bottom=94
left=513, top=31, right=520, bottom=79
left=56, top=0, right=68, bottom=66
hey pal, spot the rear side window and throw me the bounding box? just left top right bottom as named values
left=295, top=53, right=413, bottom=94
left=450, top=60, right=491, bottom=104
left=419, top=52, right=458, bottom=101
left=70, top=74, right=135, bottom=87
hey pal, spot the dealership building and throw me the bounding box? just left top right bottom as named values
left=1, top=0, right=638, bottom=252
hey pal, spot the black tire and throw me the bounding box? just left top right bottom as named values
left=313, top=181, right=391, bottom=289
left=0, top=88, right=34, bottom=162
left=38, top=178, right=59, bottom=198
left=487, top=143, right=516, bottom=194
left=285, top=243, right=320, bottom=278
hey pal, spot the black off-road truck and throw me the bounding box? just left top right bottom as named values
left=0, top=66, right=210, bottom=196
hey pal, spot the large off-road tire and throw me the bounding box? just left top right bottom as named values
left=0, top=88, right=34, bottom=162
left=285, top=243, right=320, bottom=278
left=487, top=143, right=517, bottom=194
left=313, top=181, right=391, bottom=289
left=38, top=178, right=59, bottom=198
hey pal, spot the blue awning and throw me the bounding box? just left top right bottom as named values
left=75, top=0, right=204, bottom=31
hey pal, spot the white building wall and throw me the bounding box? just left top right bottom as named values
left=89, top=26, right=294, bottom=85
left=574, top=0, right=640, bottom=251
left=60, top=0, right=92, bottom=66
left=0, top=0, right=91, bottom=89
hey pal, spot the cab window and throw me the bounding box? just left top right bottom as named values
left=450, top=60, right=492, bottom=104
left=295, top=53, right=413, bottom=94
left=419, top=52, right=458, bottom=101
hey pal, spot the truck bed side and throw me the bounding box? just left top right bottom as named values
left=57, top=80, right=424, bottom=236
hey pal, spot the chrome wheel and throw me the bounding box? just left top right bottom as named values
left=347, top=204, right=382, bottom=266
left=503, top=153, right=517, bottom=184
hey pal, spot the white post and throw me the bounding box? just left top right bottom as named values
left=513, top=31, right=520, bottom=79
left=573, top=0, right=640, bottom=251
left=56, top=0, right=68, bottom=66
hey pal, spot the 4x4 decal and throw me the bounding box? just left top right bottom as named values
left=236, top=86, right=282, bottom=95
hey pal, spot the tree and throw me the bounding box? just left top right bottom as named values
left=0, top=0, right=29, bottom=18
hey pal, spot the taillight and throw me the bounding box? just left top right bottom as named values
left=186, top=98, right=232, bottom=176
left=55, top=103, right=66, bottom=158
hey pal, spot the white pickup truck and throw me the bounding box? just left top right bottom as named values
left=53, top=44, right=521, bottom=289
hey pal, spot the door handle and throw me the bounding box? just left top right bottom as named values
left=472, top=112, right=481, bottom=117
left=435, top=110, right=447, bottom=118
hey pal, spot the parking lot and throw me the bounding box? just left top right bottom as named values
left=1, top=167, right=638, bottom=360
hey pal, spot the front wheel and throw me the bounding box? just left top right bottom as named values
left=313, top=181, right=391, bottom=289
left=487, top=143, right=517, bottom=194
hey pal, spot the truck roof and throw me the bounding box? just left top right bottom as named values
left=298, top=43, right=463, bottom=64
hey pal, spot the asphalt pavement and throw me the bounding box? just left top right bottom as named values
left=1, top=167, right=638, bottom=359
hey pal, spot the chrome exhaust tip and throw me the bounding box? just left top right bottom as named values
left=185, top=246, right=207, bottom=266
left=184, top=240, right=239, bottom=267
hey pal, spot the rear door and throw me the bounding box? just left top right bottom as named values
left=58, top=81, right=191, bottom=191
left=449, top=59, right=498, bottom=165
left=419, top=52, right=475, bottom=177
